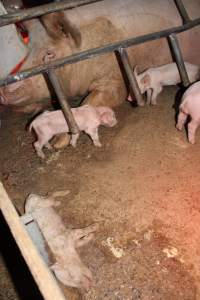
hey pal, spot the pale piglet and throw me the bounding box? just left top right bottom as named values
left=29, top=104, right=117, bottom=158
left=176, top=81, right=200, bottom=144
left=128, top=62, right=199, bottom=105
left=25, top=194, right=98, bottom=289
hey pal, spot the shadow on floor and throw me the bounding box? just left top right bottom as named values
left=0, top=211, right=43, bottom=300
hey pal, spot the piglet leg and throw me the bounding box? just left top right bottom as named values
left=45, top=142, right=53, bottom=150
left=70, top=223, right=99, bottom=248
left=34, top=141, right=45, bottom=159
left=188, top=120, right=198, bottom=144
left=176, top=111, right=187, bottom=131
left=86, top=127, right=102, bottom=147
left=151, top=86, right=162, bottom=105
left=146, top=89, right=152, bottom=105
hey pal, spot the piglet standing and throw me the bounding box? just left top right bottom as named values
left=176, top=81, right=200, bottom=144
left=29, top=104, right=117, bottom=158
left=128, top=62, right=199, bottom=105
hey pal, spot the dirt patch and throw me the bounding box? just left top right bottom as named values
left=0, top=87, right=200, bottom=299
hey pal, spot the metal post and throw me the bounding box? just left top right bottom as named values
left=47, top=69, right=79, bottom=134
left=168, top=34, right=190, bottom=87
left=174, top=0, right=190, bottom=24
left=118, top=47, right=145, bottom=106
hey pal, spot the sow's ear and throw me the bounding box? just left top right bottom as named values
left=40, top=11, right=81, bottom=47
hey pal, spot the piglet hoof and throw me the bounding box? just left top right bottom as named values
left=94, top=142, right=102, bottom=147
left=176, top=124, right=182, bottom=131
left=138, top=101, right=145, bottom=107
left=70, top=141, right=77, bottom=148
left=189, top=138, right=195, bottom=145
left=36, top=151, right=45, bottom=159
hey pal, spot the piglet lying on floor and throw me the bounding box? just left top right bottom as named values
left=127, top=62, right=199, bottom=105
left=176, top=81, right=200, bottom=144
left=29, top=104, right=117, bottom=158
left=25, top=194, right=98, bottom=289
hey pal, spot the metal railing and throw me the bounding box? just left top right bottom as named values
left=0, top=0, right=199, bottom=129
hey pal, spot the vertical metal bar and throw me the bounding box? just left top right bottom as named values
left=174, top=0, right=190, bottom=24
left=168, top=34, right=190, bottom=87
left=21, top=214, right=50, bottom=265
left=118, top=47, right=145, bottom=107
left=47, top=69, right=79, bottom=134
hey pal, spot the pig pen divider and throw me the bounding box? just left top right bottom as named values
left=0, top=1, right=200, bottom=296
left=0, top=15, right=199, bottom=108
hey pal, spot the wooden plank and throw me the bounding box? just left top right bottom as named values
left=0, top=182, right=66, bottom=300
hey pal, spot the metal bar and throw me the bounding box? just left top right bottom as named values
left=0, top=182, right=67, bottom=300
left=174, top=0, right=190, bottom=23
left=47, top=69, right=79, bottom=134
left=21, top=214, right=50, bottom=265
left=168, top=34, right=190, bottom=87
left=118, top=47, right=144, bottom=106
left=0, top=0, right=103, bottom=27
left=0, top=17, right=200, bottom=87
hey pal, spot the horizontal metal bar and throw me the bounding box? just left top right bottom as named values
left=47, top=69, right=79, bottom=134
left=0, top=0, right=102, bottom=27
left=118, top=47, right=144, bottom=106
left=168, top=34, right=190, bottom=87
left=174, top=0, right=190, bottom=23
left=0, top=17, right=199, bottom=87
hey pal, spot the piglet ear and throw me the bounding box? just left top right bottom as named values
left=141, top=74, right=151, bottom=87
left=133, top=65, right=139, bottom=76
left=100, top=112, right=110, bottom=124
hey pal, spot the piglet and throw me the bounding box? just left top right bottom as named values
left=128, top=62, right=199, bottom=105
left=29, top=104, right=117, bottom=158
left=25, top=194, right=98, bottom=289
left=176, top=81, right=200, bottom=144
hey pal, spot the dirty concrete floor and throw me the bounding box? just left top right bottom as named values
left=0, top=87, right=200, bottom=300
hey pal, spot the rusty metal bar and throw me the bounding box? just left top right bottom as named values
left=0, top=182, right=67, bottom=300
left=0, top=17, right=199, bottom=88
left=47, top=69, right=79, bottom=134
left=168, top=34, right=190, bottom=87
left=174, top=0, right=190, bottom=23
left=0, top=0, right=103, bottom=27
left=118, top=47, right=144, bottom=106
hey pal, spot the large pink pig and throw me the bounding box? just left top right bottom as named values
left=176, top=81, right=200, bottom=144
left=29, top=104, right=117, bottom=158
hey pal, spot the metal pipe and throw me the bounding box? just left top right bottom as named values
left=168, top=34, right=190, bottom=87
left=0, top=17, right=199, bottom=87
left=0, top=0, right=102, bottom=27
left=47, top=69, right=79, bottom=134
left=118, top=47, right=144, bottom=106
left=174, top=0, right=190, bottom=23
